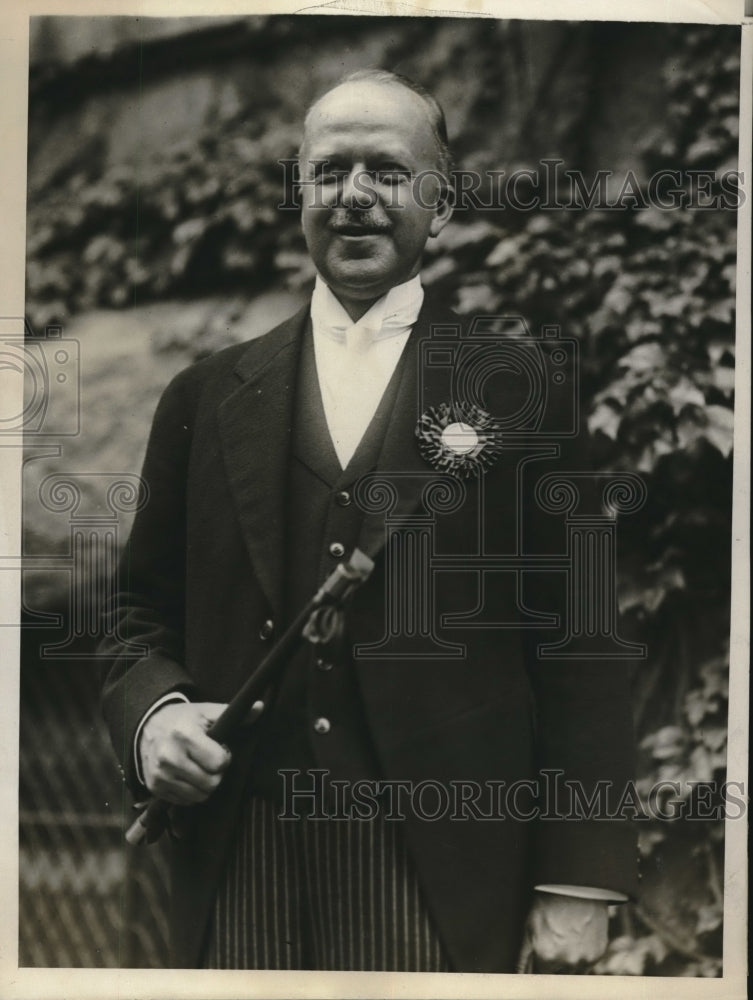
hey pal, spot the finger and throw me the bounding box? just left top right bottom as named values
left=160, top=752, right=225, bottom=795
left=561, top=939, right=600, bottom=966
left=531, top=948, right=586, bottom=974
left=147, top=740, right=225, bottom=792
left=516, top=932, right=534, bottom=974
left=532, top=948, right=595, bottom=974
left=185, top=731, right=232, bottom=774
left=566, top=938, right=607, bottom=966
left=149, top=773, right=213, bottom=806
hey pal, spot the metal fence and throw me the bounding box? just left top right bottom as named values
left=19, top=631, right=169, bottom=968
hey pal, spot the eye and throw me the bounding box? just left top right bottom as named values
left=310, top=161, right=349, bottom=184
left=374, top=166, right=411, bottom=184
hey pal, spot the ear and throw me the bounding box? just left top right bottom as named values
left=429, top=181, right=453, bottom=238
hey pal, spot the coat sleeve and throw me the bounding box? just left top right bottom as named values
left=519, top=417, right=640, bottom=901
left=100, top=367, right=200, bottom=795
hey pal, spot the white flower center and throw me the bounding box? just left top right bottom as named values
left=441, top=421, right=479, bottom=455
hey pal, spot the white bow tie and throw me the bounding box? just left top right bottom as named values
left=311, top=276, right=424, bottom=467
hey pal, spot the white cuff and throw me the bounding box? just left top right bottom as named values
left=534, top=884, right=629, bottom=903
left=133, top=692, right=190, bottom=786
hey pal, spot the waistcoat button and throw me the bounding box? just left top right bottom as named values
left=259, top=619, right=274, bottom=640
left=335, top=490, right=351, bottom=507
left=313, top=717, right=331, bottom=734
left=329, top=542, right=345, bottom=558
left=316, top=657, right=333, bottom=671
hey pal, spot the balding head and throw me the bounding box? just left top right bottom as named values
left=302, top=70, right=451, bottom=181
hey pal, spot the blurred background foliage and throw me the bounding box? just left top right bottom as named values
left=22, top=16, right=739, bottom=973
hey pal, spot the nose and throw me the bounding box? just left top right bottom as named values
left=340, top=166, right=378, bottom=210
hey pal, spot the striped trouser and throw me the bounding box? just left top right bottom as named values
left=203, top=796, right=450, bottom=971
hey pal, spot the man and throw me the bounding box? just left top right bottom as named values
left=101, top=70, right=637, bottom=972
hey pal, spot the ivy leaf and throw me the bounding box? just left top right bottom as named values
left=699, top=653, right=729, bottom=698
left=634, top=205, right=676, bottom=232
left=641, top=726, right=687, bottom=761
left=617, top=342, right=665, bottom=375
left=638, top=828, right=667, bottom=856
left=420, top=256, right=457, bottom=287
left=699, top=727, right=727, bottom=752
left=703, top=405, right=735, bottom=456
left=592, top=255, right=621, bottom=279
left=82, top=235, right=125, bottom=266
left=642, top=289, right=689, bottom=319
left=485, top=236, right=524, bottom=268
left=437, top=221, right=498, bottom=252
left=721, top=263, right=736, bottom=292
left=707, top=337, right=734, bottom=364
left=667, top=377, right=706, bottom=414
left=688, top=745, right=714, bottom=782
left=706, top=299, right=734, bottom=324
left=454, top=284, right=500, bottom=315
left=685, top=690, right=714, bottom=727
left=635, top=434, right=675, bottom=474
left=696, top=903, right=723, bottom=936
left=172, top=217, right=208, bottom=246
left=676, top=404, right=734, bottom=456
left=625, top=318, right=663, bottom=343
left=712, top=365, right=735, bottom=395
left=588, top=401, right=622, bottom=439
left=686, top=134, right=726, bottom=165
left=601, top=282, right=633, bottom=317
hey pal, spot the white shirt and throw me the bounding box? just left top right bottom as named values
left=310, top=274, right=423, bottom=468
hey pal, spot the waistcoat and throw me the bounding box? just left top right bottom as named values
left=249, top=322, right=406, bottom=804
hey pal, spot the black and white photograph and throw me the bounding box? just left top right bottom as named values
left=0, top=2, right=749, bottom=996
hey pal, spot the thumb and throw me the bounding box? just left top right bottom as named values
left=516, top=922, right=535, bottom=974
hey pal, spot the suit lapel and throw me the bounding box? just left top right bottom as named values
left=217, top=306, right=307, bottom=616
left=217, top=292, right=455, bottom=605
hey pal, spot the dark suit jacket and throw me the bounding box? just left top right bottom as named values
left=101, top=291, right=638, bottom=971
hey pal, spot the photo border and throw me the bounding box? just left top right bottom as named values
left=1, top=2, right=749, bottom=998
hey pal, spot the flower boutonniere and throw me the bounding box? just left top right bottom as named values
left=416, top=402, right=503, bottom=478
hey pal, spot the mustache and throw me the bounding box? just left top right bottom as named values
left=327, top=210, right=392, bottom=234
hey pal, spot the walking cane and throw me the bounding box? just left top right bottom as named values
left=125, top=548, right=374, bottom=845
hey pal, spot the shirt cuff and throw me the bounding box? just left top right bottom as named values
left=534, top=884, right=629, bottom=903
left=134, top=692, right=191, bottom=786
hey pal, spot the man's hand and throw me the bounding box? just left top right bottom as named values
left=518, top=894, right=609, bottom=973
left=139, top=701, right=231, bottom=805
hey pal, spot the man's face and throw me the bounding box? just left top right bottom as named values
left=299, top=81, right=452, bottom=309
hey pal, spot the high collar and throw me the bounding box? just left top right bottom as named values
left=310, top=274, right=424, bottom=343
